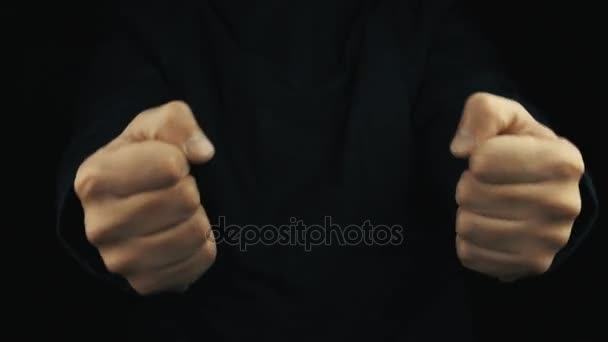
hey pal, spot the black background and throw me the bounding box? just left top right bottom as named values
left=15, top=1, right=606, bottom=341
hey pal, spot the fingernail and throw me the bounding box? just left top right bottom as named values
left=186, top=132, right=215, bottom=159
left=450, top=129, right=474, bottom=155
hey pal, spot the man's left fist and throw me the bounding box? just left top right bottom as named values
left=450, top=92, right=584, bottom=282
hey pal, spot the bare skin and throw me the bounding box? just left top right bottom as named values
left=75, top=101, right=217, bottom=295
left=451, top=92, right=584, bottom=281
left=74, top=93, right=584, bottom=295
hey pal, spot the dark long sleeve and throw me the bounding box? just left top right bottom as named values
left=55, top=27, right=170, bottom=289
left=50, top=2, right=600, bottom=340
left=411, top=1, right=598, bottom=275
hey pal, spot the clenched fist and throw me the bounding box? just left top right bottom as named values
left=74, top=101, right=217, bottom=295
left=450, top=93, right=584, bottom=281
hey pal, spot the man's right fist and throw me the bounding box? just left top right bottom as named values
left=74, top=101, right=217, bottom=295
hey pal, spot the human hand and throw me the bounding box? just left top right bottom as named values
left=450, top=93, right=584, bottom=281
left=75, top=101, right=217, bottom=295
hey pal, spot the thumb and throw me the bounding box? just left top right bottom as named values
left=450, top=92, right=556, bottom=158
left=123, top=101, right=215, bottom=164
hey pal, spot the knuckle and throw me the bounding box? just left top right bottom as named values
left=197, top=212, right=213, bottom=239
left=465, top=92, right=494, bottom=113
left=548, top=228, right=572, bottom=250
left=455, top=171, right=473, bottom=207
left=455, top=209, right=474, bottom=238
left=84, top=226, right=104, bottom=246
left=573, top=152, right=586, bottom=176
left=197, top=242, right=217, bottom=276
left=129, top=277, right=158, bottom=296
left=510, top=99, right=528, bottom=114
left=84, top=218, right=111, bottom=246
left=162, top=101, right=192, bottom=125
left=468, top=152, right=489, bottom=179
left=528, top=255, right=554, bottom=275
left=164, top=100, right=191, bottom=114
left=556, top=162, right=585, bottom=180
left=564, top=194, right=583, bottom=218
left=74, top=163, right=101, bottom=200
left=456, top=238, right=474, bottom=267
left=554, top=145, right=585, bottom=179
left=177, top=176, right=201, bottom=212
left=204, top=238, right=217, bottom=262
left=187, top=213, right=209, bottom=245
left=541, top=188, right=582, bottom=218
left=159, top=151, right=188, bottom=182
left=100, top=249, right=130, bottom=275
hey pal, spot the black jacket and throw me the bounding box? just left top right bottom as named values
left=56, top=0, right=598, bottom=340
